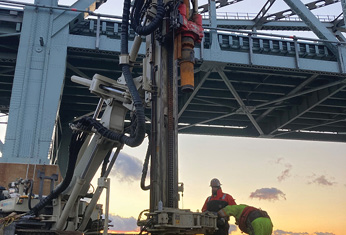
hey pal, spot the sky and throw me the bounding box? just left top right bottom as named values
left=1, top=0, right=346, bottom=235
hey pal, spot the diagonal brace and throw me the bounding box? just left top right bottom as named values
left=52, top=0, right=98, bottom=37
left=253, top=0, right=276, bottom=30
left=266, top=83, right=346, bottom=135
left=218, top=70, right=264, bottom=135
left=256, top=74, right=318, bottom=122
left=178, top=70, right=211, bottom=118
left=283, top=0, right=339, bottom=55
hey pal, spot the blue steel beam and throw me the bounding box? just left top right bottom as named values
left=332, top=13, right=344, bottom=31
left=52, top=0, right=100, bottom=36
left=253, top=0, right=276, bottom=30
left=283, top=0, right=339, bottom=56
left=1, top=0, right=71, bottom=164
left=262, top=0, right=340, bottom=22
left=218, top=70, right=265, bottom=135
left=66, top=62, right=91, bottom=80
left=208, top=0, right=220, bottom=51
left=198, top=0, right=244, bottom=13
left=342, top=0, right=346, bottom=26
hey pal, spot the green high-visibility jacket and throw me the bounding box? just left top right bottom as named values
left=219, top=204, right=273, bottom=235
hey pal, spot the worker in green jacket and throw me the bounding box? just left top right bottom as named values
left=217, top=204, right=273, bottom=235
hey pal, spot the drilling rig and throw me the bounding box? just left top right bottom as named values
left=0, top=0, right=217, bottom=234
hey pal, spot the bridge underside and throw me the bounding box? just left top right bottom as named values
left=2, top=45, right=346, bottom=142
left=62, top=47, right=346, bottom=142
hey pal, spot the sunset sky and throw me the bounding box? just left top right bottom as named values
left=1, top=0, right=346, bottom=235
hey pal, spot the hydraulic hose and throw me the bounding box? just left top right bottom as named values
left=120, top=0, right=146, bottom=147
left=101, top=150, right=112, bottom=177
left=29, top=128, right=89, bottom=215
left=131, top=0, right=165, bottom=36
left=27, top=179, right=34, bottom=210
left=74, top=0, right=146, bottom=148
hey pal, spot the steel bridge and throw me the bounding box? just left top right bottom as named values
left=0, top=0, right=346, bottom=165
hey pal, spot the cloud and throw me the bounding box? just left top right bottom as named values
left=249, top=187, right=286, bottom=201
left=275, top=158, right=292, bottom=182
left=110, top=152, right=143, bottom=183
left=108, top=214, right=139, bottom=231
left=314, top=232, right=335, bottom=235
left=274, top=229, right=308, bottom=235
left=308, top=174, right=336, bottom=186
left=275, top=158, right=284, bottom=164
left=229, top=224, right=237, bottom=234
left=273, top=230, right=336, bottom=235
left=277, top=163, right=292, bottom=182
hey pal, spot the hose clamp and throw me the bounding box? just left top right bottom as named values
left=119, top=54, right=130, bottom=65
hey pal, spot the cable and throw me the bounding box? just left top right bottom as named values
left=27, top=179, right=34, bottom=210
left=28, top=124, right=91, bottom=215
left=130, top=0, right=165, bottom=36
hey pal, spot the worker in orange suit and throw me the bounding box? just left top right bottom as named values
left=202, top=178, right=236, bottom=235
left=218, top=204, right=273, bottom=235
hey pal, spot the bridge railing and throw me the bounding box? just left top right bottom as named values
left=200, top=12, right=337, bottom=22
left=69, top=16, right=342, bottom=64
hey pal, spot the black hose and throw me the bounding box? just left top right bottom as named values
left=29, top=127, right=90, bottom=216
left=130, top=0, right=165, bottom=36
left=121, top=0, right=146, bottom=147
left=101, top=150, right=111, bottom=177
left=28, top=179, right=34, bottom=210
left=67, top=0, right=146, bottom=148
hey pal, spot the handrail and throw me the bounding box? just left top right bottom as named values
left=203, top=26, right=346, bottom=45
left=201, top=11, right=338, bottom=22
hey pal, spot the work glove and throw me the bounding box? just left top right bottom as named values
left=217, top=208, right=227, bottom=217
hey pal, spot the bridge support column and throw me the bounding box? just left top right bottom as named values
left=2, top=0, right=98, bottom=164
left=208, top=0, right=220, bottom=51
left=1, top=0, right=67, bottom=164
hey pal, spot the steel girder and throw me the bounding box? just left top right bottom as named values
left=256, top=74, right=319, bottom=122
left=343, top=0, right=346, bottom=26
left=283, top=0, right=339, bottom=56
left=198, top=0, right=244, bottom=13
left=218, top=70, right=265, bottom=135
left=263, top=0, right=340, bottom=22
left=264, top=81, right=346, bottom=135
left=253, top=0, right=276, bottom=30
